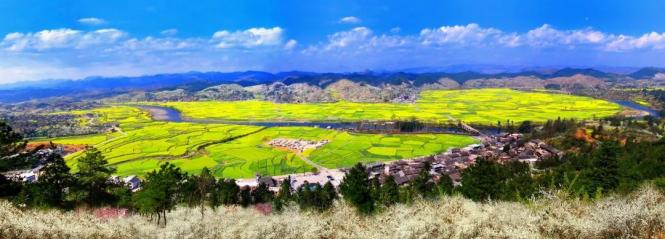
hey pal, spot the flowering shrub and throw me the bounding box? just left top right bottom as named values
left=94, top=207, right=129, bottom=219
left=254, top=203, right=272, bottom=216
left=0, top=186, right=663, bottom=239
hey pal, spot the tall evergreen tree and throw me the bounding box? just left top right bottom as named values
left=219, top=179, right=240, bottom=205
left=75, top=147, right=116, bottom=206
left=239, top=186, right=251, bottom=207
left=587, top=141, right=621, bottom=194
left=380, top=175, right=399, bottom=206
left=412, top=162, right=436, bottom=198
left=437, top=174, right=454, bottom=196
left=133, top=162, right=185, bottom=225
left=20, top=153, right=75, bottom=208
left=252, top=182, right=273, bottom=204
left=460, top=158, right=504, bottom=201
left=339, top=163, right=375, bottom=214
left=195, top=167, right=216, bottom=218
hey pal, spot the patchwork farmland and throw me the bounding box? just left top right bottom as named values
left=37, top=89, right=623, bottom=178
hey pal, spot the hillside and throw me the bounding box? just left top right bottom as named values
left=1, top=67, right=664, bottom=103
left=1, top=186, right=662, bottom=239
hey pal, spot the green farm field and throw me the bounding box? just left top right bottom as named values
left=41, top=106, right=477, bottom=178
left=151, top=88, right=622, bottom=124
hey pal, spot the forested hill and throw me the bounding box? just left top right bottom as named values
left=1, top=67, right=664, bottom=103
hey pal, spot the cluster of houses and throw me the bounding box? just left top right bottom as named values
left=363, top=133, right=564, bottom=186
left=1, top=146, right=65, bottom=183
left=241, top=133, right=564, bottom=191
left=268, top=138, right=329, bottom=153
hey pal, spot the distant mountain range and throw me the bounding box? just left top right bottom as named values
left=1, top=66, right=664, bottom=103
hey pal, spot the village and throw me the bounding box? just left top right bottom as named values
left=237, top=132, right=564, bottom=192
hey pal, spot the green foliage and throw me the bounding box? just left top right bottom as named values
left=379, top=176, right=399, bottom=206
left=586, top=141, right=621, bottom=194
left=437, top=175, right=454, bottom=196
left=239, top=186, right=251, bottom=207
left=295, top=182, right=335, bottom=212
left=460, top=159, right=535, bottom=201
left=339, top=163, right=375, bottom=214
left=252, top=182, right=273, bottom=204
left=18, top=154, right=75, bottom=208
left=133, top=162, right=185, bottom=225
left=412, top=162, right=437, bottom=199
left=218, top=179, right=240, bottom=205
left=75, top=147, right=116, bottom=206
left=0, top=121, right=30, bottom=173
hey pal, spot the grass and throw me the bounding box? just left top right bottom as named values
left=43, top=106, right=477, bottom=178
left=152, top=88, right=622, bottom=124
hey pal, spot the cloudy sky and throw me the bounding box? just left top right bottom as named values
left=1, top=0, right=665, bottom=83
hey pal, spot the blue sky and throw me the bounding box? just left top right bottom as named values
left=1, top=0, right=665, bottom=82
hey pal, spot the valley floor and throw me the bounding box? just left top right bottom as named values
left=1, top=186, right=663, bottom=239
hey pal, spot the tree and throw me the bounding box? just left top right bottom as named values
left=0, top=121, right=27, bottom=165
left=20, top=153, right=75, bottom=208
left=252, top=182, right=273, bottom=204
left=239, top=186, right=251, bottom=207
left=586, top=141, right=621, bottom=194
left=412, top=162, right=436, bottom=198
left=133, top=162, right=185, bottom=225
left=437, top=175, right=454, bottom=196
left=278, top=176, right=292, bottom=201
left=195, top=167, right=216, bottom=218
left=339, top=163, right=375, bottom=214
left=75, top=147, right=116, bottom=206
left=0, top=121, right=31, bottom=198
left=219, top=179, right=240, bottom=205
left=518, top=121, right=534, bottom=134
left=460, top=158, right=504, bottom=201
left=322, top=181, right=337, bottom=204
left=273, top=177, right=292, bottom=212
left=379, top=175, right=399, bottom=206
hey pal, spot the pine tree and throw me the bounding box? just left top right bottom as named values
left=339, top=163, right=375, bottom=214
left=587, top=141, right=621, bottom=194
left=380, top=175, right=399, bottom=206
left=76, top=147, right=116, bottom=206
left=133, top=162, right=185, bottom=225
left=239, top=186, right=251, bottom=207
left=20, top=153, right=75, bottom=208
left=437, top=174, right=454, bottom=195
left=252, top=182, right=273, bottom=204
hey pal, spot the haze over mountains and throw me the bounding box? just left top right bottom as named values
left=1, top=66, right=665, bottom=103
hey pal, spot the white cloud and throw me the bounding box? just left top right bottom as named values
left=1, top=28, right=127, bottom=51
left=520, top=24, right=607, bottom=47
left=3, top=23, right=665, bottom=83
left=605, top=32, right=665, bottom=51
left=212, top=27, right=284, bottom=48
left=339, top=16, right=361, bottom=24
left=419, top=24, right=502, bottom=46
left=325, top=27, right=373, bottom=49
left=160, top=29, right=178, bottom=36
left=284, top=39, right=297, bottom=50
left=78, top=17, right=106, bottom=26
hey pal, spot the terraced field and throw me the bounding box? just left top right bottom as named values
left=153, top=88, right=622, bottom=124
left=193, top=127, right=476, bottom=178
left=41, top=106, right=476, bottom=178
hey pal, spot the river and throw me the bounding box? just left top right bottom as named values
left=613, top=101, right=660, bottom=118
left=135, top=105, right=472, bottom=134
left=136, top=101, right=658, bottom=134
